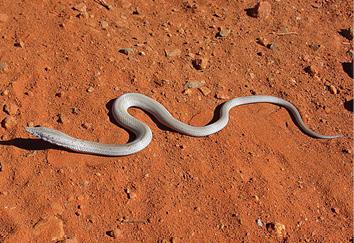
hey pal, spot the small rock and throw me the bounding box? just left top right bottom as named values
left=125, top=188, right=137, bottom=199
left=216, top=27, right=231, bottom=37
left=132, top=7, right=140, bottom=15
left=33, top=216, right=65, bottom=242
left=164, top=48, right=181, bottom=57
left=199, top=86, right=211, bottom=96
left=184, top=80, right=205, bottom=89
left=3, top=103, right=18, bottom=115
left=267, top=43, right=276, bottom=50
left=309, top=43, right=321, bottom=51
left=14, top=39, right=24, bottom=48
left=331, top=207, right=340, bottom=214
left=182, top=89, right=192, bottom=96
left=1, top=89, right=9, bottom=96
left=73, top=3, right=87, bottom=12
left=192, top=57, right=208, bottom=70
left=128, top=191, right=137, bottom=199
left=0, top=62, right=8, bottom=72
left=139, top=51, right=146, bottom=56
left=57, top=114, right=65, bottom=124
left=328, top=85, right=337, bottom=94
left=55, top=90, right=65, bottom=97
left=0, top=13, right=8, bottom=23
left=254, top=1, right=272, bottom=19
left=73, top=3, right=88, bottom=17
left=0, top=162, right=2, bottom=172
left=81, top=122, right=91, bottom=129
left=266, top=222, right=286, bottom=241
left=342, top=148, right=352, bottom=154
left=106, top=228, right=122, bottom=238
left=304, top=65, right=319, bottom=77
left=256, top=218, right=263, bottom=227
left=154, top=79, right=168, bottom=87
left=72, top=107, right=79, bottom=114
left=86, top=86, right=95, bottom=93
left=1, top=116, right=16, bottom=129
left=100, top=20, right=109, bottom=30
left=256, top=37, right=268, bottom=47
left=118, top=48, right=133, bottom=55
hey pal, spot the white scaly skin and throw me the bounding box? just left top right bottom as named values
left=26, top=93, right=343, bottom=156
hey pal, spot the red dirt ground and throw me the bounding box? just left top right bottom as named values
left=0, top=0, right=352, bottom=242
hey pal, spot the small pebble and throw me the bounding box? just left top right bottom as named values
left=86, top=86, right=95, bottom=93
left=0, top=62, right=8, bottom=72
left=0, top=162, right=2, bottom=172
left=267, top=43, right=276, bottom=50
left=71, top=107, right=79, bottom=114
left=154, top=79, right=168, bottom=87
left=106, top=229, right=122, bottom=238
left=331, top=207, right=340, bottom=214
left=256, top=37, right=268, bottom=47
left=165, top=49, right=181, bottom=57
left=182, top=89, right=192, bottom=96
left=118, top=48, right=133, bottom=55
left=256, top=218, right=263, bottom=227
left=81, top=122, right=91, bottom=129
left=3, top=103, right=18, bottom=115
left=57, top=114, right=65, bottom=124
left=73, top=3, right=87, bottom=12
left=139, top=51, right=146, bottom=56
left=309, top=43, right=321, bottom=51
left=304, top=65, right=319, bottom=77
left=199, top=86, right=211, bottom=96
left=184, top=80, right=205, bottom=89
left=1, top=116, right=17, bottom=129
left=329, top=85, right=337, bottom=94
left=216, top=27, right=231, bottom=37
left=1, top=89, right=9, bottom=96
left=100, top=20, right=109, bottom=30
left=14, top=39, right=24, bottom=48
left=266, top=222, right=286, bottom=241
left=254, top=1, right=272, bottom=19
left=73, top=3, right=88, bottom=17
left=342, top=148, right=352, bottom=154
left=55, top=90, right=64, bottom=97
left=192, top=57, right=208, bottom=70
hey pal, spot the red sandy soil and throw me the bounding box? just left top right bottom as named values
left=0, top=0, right=352, bottom=242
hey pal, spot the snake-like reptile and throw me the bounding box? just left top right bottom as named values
left=26, top=93, right=342, bottom=156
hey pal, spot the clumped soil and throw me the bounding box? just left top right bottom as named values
left=0, top=0, right=352, bottom=242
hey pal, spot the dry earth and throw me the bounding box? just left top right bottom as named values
left=0, top=0, right=352, bottom=242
